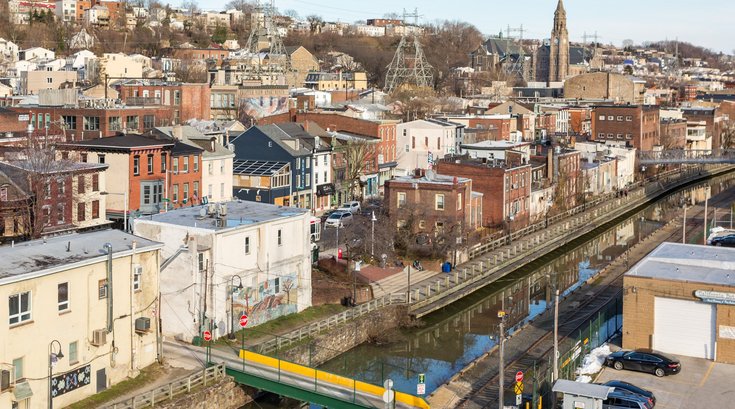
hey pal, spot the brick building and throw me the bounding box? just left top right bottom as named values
left=385, top=170, right=483, bottom=239
left=568, top=107, right=591, bottom=136
left=564, top=72, right=645, bottom=104
left=590, top=105, right=660, bottom=151
left=436, top=156, right=531, bottom=229
left=660, top=117, right=687, bottom=149
left=170, top=48, right=230, bottom=65
left=117, top=81, right=211, bottom=124
left=623, top=243, right=735, bottom=364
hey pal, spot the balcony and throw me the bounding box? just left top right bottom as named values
left=125, top=97, right=162, bottom=106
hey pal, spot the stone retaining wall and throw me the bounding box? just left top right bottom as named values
left=157, top=377, right=254, bottom=409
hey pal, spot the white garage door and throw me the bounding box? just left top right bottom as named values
left=654, top=297, right=716, bottom=359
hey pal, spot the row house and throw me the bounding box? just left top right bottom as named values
left=568, top=107, right=592, bottom=136
left=590, top=105, right=660, bottom=151
left=116, top=80, right=211, bottom=124
left=437, top=114, right=513, bottom=142
left=395, top=119, right=465, bottom=176
left=574, top=141, right=636, bottom=189
left=436, top=156, right=531, bottom=229
left=486, top=101, right=536, bottom=142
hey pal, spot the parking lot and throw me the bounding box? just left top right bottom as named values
left=596, top=354, right=735, bottom=408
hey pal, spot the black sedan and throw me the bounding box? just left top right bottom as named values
left=709, top=234, right=735, bottom=247
left=604, top=349, right=681, bottom=377
left=603, top=380, right=656, bottom=406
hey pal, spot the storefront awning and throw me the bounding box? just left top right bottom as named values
left=316, top=183, right=335, bottom=197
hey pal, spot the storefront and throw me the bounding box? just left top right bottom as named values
left=623, top=242, right=735, bottom=363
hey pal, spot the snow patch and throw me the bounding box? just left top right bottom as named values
left=575, top=344, right=611, bottom=383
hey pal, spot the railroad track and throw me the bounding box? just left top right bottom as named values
left=455, top=189, right=735, bottom=409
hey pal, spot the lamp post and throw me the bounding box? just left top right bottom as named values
left=49, top=339, right=64, bottom=409
left=101, top=190, right=129, bottom=232
left=371, top=211, right=377, bottom=258
left=229, top=275, right=244, bottom=339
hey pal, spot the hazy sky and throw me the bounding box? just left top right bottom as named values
left=200, top=0, right=732, bottom=53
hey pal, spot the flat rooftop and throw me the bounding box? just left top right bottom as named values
left=138, top=200, right=309, bottom=231
left=0, top=230, right=162, bottom=283
left=625, top=242, right=735, bottom=287
left=461, top=140, right=530, bottom=150
left=390, top=171, right=470, bottom=186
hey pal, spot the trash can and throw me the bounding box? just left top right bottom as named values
left=442, top=261, right=451, bottom=273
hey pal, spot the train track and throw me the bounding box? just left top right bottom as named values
left=455, top=188, right=735, bottom=409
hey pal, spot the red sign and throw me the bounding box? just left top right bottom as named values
left=515, top=371, right=524, bottom=383
left=239, top=314, right=249, bottom=328
left=203, top=330, right=212, bottom=341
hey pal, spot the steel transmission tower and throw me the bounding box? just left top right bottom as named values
left=246, top=0, right=290, bottom=71
left=384, top=36, right=434, bottom=93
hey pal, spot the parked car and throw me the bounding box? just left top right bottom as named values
left=324, top=211, right=353, bottom=228
left=320, top=209, right=341, bottom=224
left=338, top=201, right=361, bottom=214
left=603, top=389, right=654, bottom=409
left=709, top=234, right=735, bottom=247
left=604, top=349, right=681, bottom=377
left=602, top=380, right=656, bottom=406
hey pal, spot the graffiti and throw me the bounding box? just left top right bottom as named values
left=51, top=364, right=91, bottom=397
left=233, top=273, right=298, bottom=326
left=239, top=97, right=289, bottom=120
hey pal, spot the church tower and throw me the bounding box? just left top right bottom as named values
left=548, top=0, right=569, bottom=82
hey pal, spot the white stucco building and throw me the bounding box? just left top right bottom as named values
left=575, top=141, right=636, bottom=188
left=396, top=119, right=464, bottom=175
left=133, top=201, right=312, bottom=342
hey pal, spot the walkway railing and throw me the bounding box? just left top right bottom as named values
left=639, top=149, right=735, bottom=164
left=101, top=363, right=226, bottom=409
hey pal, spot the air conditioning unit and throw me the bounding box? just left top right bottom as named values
left=220, top=204, right=227, bottom=216
left=91, top=329, right=107, bottom=346
left=135, top=317, right=151, bottom=333
left=214, top=218, right=224, bottom=228
left=207, top=204, right=216, bottom=215
left=0, top=369, right=12, bottom=392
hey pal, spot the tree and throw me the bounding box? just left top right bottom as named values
left=181, top=0, right=199, bottom=16
left=174, top=59, right=208, bottom=83
left=721, top=121, right=735, bottom=150
left=282, top=9, right=299, bottom=19
left=336, top=138, right=378, bottom=201
left=212, top=24, right=228, bottom=44
left=388, top=86, right=438, bottom=121
left=306, top=15, right=324, bottom=35
left=225, top=0, right=256, bottom=12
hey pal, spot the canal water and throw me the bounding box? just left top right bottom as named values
left=242, top=173, right=735, bottom=408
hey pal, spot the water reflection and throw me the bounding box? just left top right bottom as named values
left=318, top=173, right=735, bottom=398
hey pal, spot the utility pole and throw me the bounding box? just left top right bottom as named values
left=553, top=289, right=560, bottom=381
left=406, top=265, right=411, bottom=302
left=682, top=205, right=687, bottom=244
left=704, top=192, right=709, bottom=245
left=498, top=309, right=506, bottom=409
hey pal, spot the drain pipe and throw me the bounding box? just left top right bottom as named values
left=104, top=243, right=113, bottom=333
left=129, top=240, right=137, bottom=375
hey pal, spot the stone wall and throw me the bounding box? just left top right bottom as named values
left=279, top=304, right=410, bottom=366
left=157, top=377, right=254, bottom=409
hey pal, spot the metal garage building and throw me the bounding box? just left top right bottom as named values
left=622, top=242, right=735, bottom=363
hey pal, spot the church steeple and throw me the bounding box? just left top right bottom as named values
left=549, top=0, right=569, bottom=82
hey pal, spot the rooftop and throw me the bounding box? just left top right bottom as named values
left=138, top=200, right=308, bottom=231
left=60, top=134, right=175, bottom=150
left=552, top=379, right=613, bottom=400
left=626, top=242, right=735, bottom=287
left=0, top=230, right=162, bottom=283
left=461, top=140, right=530, bottom=150
left=390, top=170, right=470, bottom=186
left=232, top=159, right=289, bottom=176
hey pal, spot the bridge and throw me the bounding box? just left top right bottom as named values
left=638, top=149, right=735, bottom=164
left=169, top=340, right=429, bottom=409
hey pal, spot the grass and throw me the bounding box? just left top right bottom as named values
left=65, top=364, right=166, bottom=409
left=218, top=304, right=347, bottom=346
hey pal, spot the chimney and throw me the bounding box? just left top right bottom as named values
left=547, top=147, right=553, bottom=179
left=172, top=124, right=183, bottom=140
left=210, top=138, right=215, bottom=152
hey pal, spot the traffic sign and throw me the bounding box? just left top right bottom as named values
left=203, top=330, right=212, bottom=341
left=516, top=394, right=522, bottom=405
left=417, top=383, right=426, bottom=395
left=514, top=381, right=524, bottom=395
left=418, top=373, right=426, bottom=384
left=239, top=314, right=249, bottom=328
left=515, top=371, right=524, bottom=383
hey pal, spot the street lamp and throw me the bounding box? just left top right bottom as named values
left=371, top=211, right=377, bottom=258
left=49, top=339, right=64, bottom=409
left=101, top=190, right=129, bottom=232
left=229, top=275, right=244, bottom=339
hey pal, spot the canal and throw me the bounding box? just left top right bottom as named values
left=243, top=172, right=735, bottom=408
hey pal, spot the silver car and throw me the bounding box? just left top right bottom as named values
left=324, top=211, right=353, bottom=228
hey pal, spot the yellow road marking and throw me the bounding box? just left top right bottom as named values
left=699, top=362, right=716, bottom=387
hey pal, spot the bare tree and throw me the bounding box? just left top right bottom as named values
left=306, top=15, right=324, bottom=35
left=181, top=0, right=199, bottom=15
left=334, top=138, right=378, bottom=201
left=388, top=86, right=438, bottom=121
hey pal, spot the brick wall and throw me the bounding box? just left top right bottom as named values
left=384, top=176, right=471, bottom=233
left=591, top=106, right=660, bottom=151
left=623, top=275, right=735, bottom=364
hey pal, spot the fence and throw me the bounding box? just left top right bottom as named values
left=100, top=364, right=226, bottom=409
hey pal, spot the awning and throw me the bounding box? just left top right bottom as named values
left=316, top=183, right=335, bottom=197
left=14, top=381, right=33, bottom=400
left=378, top=161, right=398, bottom=169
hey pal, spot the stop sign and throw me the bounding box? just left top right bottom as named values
left=515, top=371, right=524, bottom=383
left=203, top=330, right=212, bottom=341
left=239, top=314, right=249, bottom=328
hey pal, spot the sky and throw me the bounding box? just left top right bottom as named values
left=200, top=0, right=733, bottom=53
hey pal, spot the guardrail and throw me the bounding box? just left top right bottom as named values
left=101, top=363, right=226, bottom=409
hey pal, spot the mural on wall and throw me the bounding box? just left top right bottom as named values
left=232, top=273, right=298, bottom=326
left=51, top=364, right=91, bottom=397
left=239, top=96, right=289, bottom=120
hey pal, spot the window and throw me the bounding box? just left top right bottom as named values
left=277, top=229, right=283, bottom=246
left=323, top=155, right=327, bottom=166
left=0, top=187, right=7, bottom=201
left=133, top=266, right=141, bottom=291
left=173, top=184, right=179, bottom=202
left=435, top=221, right=444, bottom=234
left=146, top=154, right=154, bottom=174
left=598, top=114, right=605, bottom=121
left=44, top=182, right=51, bottom=198
left=133, top=155, right=140, bottom=176
left=405, top=144, right=410, bottom=153
left=69, top=341, right=78, bottom=364
left=97, top=154, right=105, bottom=164
left=77, top=202, right=86, bottom=221
left=81, top=153, right=88, bottom=162
left=437, top=138, right=440, bottom=150
left=12, top=357, right=23, bottom=380
left=616, top=116, right=623, bottom=121
left=143, top=115, right=155, bottom=129
left=598, top=132, right=604, bottom=138
left=220, top=160, right=225, bottom=174
left=143, top=185, right=151, bottom=205
left=62, top=115, right=76, bottom=130
left=607, top=133, right=614, bottom=139
left=126, top=115, right=139, bottom=131
left=56, top=203, right=65, bottom=224
left=83, top=116, right=100, bottom=131
left=109, top=116, right=121, bottom=131
left=182, top=156, right=189, bottom=172
left=98, top=279, right=108, bottom=299
left=173, top=157, right=179, bottom=173
left=617, top=134, right=623, bottom=139
left=625, top=115, right=633, bottom=121
left=607, top=115, right=614, bottom=120
left=208, top=162, right=214, bottom=175
left=245, top=236, right=250, bottom=254
left=174, top=90, right=181, bottom=105
left=412, top=137, right=416, bottom=149
left=161, top=153, right=167, bottom=172
left=306, top=157, right=310, bottom=169
left=397, top=192, right=406, bottom=208
left=92, top=174, right=99, bottom=191
left=198, top=253, right=205, bottom=271
left=315, top=172, right=319, bottom=185
left=42, top=206, right=51, bottom=226
left=457, top=192, right=462, bottom=210
left=424, top=137, right=428, bottom=147
left=9, top=291, right=31, bottom=325
left=58, top=283, right=69, bottom=311
left=435, top=194, right=445, bottom=210
left=92, top=200, right=99, bottom=219
left=193, top=181, right=199, bottom=200
left=193, top=155, right=199, bottom=172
